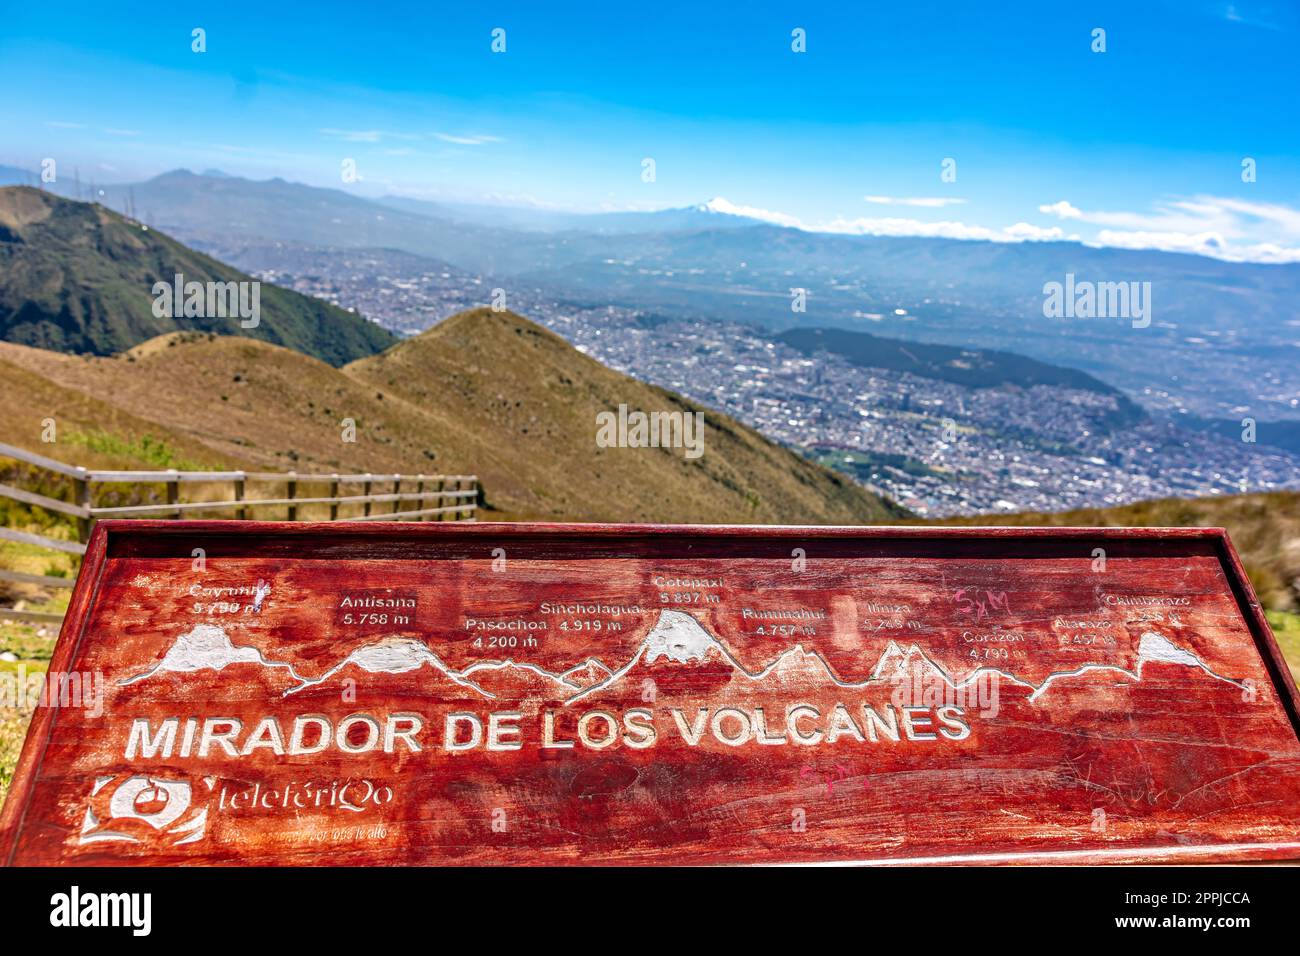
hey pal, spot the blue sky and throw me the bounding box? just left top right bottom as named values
left=3, top=0, right=1298, bottom=261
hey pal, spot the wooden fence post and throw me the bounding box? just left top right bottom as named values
left=73, top=468, right=91, bottom=542
left=363, top=475, right=372, bottom=518
left=166, top=470, right=179, bottom=518
left=391, top=477, right=401, bottom=517
left=434, top=478, right=445, bottom=521
left=416, top=476, right=426, bottom=521
left=234, top=476, right=246, bottom=520
left=329, top=475, right=339, bottom=522
left=286, top=474, right=298, bottom=522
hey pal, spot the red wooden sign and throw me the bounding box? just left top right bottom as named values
left=4, top=520, right=1300, bottom=865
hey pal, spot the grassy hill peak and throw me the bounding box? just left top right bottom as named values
left=0, top=308, right=903, bottom=525
left=0, top=186, right=396, bottom=365
left=349, top=308, right=906, bottom=524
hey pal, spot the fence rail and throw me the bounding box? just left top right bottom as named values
left=0, top=441, right=478, bottom=626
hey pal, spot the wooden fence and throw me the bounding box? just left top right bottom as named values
left=0, top=441, right=477, bottom=625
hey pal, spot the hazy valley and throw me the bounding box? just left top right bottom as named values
left=2, top=172, right=1298, bottom=525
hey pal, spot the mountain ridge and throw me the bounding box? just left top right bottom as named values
left=777, top=325, right=1142, bottom=412
left=344, top=307, right=904, bottom=523
left=0, top=307, right=902, bottom=525
left=0, top=186, right=396, bottom=365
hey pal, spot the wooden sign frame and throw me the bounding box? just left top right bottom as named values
left=3, top=520, right=1299, bottom=866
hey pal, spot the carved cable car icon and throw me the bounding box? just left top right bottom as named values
left=133, top=779, right=171, bottom=816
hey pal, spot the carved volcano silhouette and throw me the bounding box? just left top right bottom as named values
left=119, top=613, right=1247, bottom=707
left=283, top=636, right=491, bottom=698
left=117, top=623, right=306, bottom=698
left=455, top=657, right=596, bottom=701
left=561, top=611, right=1247, bottom=706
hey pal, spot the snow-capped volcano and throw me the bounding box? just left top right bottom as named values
left=695, top=197, right=802, bottom=228
left=119, top=624, right=304, bottom=685
left=644, top=610, right=723, bottom=663
left=1025, top=631, right=1247, bottom=701
left=1137, top=631, right=1206, bottom=668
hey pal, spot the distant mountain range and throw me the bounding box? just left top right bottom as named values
left=0, top=187, right=395, bottom=364
left=13, top=166, right=1289, bottom=425
left=376, top=194, right=760, bottom=235
left=29, top=167, right=1299, bottom=323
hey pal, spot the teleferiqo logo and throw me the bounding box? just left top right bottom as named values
left=77, top=774, right=211, bottom=847
left=49, top=886, right=152, bottom=936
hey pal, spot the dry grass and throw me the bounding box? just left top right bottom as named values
left=0, top=311, right=897, bottom=525
left=0, top=620, right=55, bottom=809
left=1268, top=610, right=1300, bottom=678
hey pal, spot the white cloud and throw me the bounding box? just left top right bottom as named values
left=693, top=193, right=1300, bottom=263
left=1038, top=199, right=1082, bottom=220
left=820, top=216, right=1063, bottom=243
left=319, top=128, right=425, bottom=143
left=707, top=198, right=1066, bottom=244
left=863, top=195, right=967, bottom=208
left=1093, top=229, right=1300, bottom=263
left=1003, top=222, right=1067, bottom=241
left=1211, top=197, right=1300, bottom=234
left=702, top=196, right=804, bottom=228
left=320, top=128, right=384, bottom=143
left=1043, top=195, right=1300, bottom=262
left=319, top=129, right=502, bottom=146
left=44, top=120, right=85, bottom=129
left=432, top=133, right=503, bottom=146
left=1038, top=198, right=1195, bottom=230
left=1091, top=229, right=1231, bottom=257
left=1239, top=244, right=1300, bottom=264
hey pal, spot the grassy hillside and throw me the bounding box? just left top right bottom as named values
left=347, top=309, right=904, bottom=523
left=0, top=309, right=902, bottom=525
left=0, top=186, right=395, bottom=364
